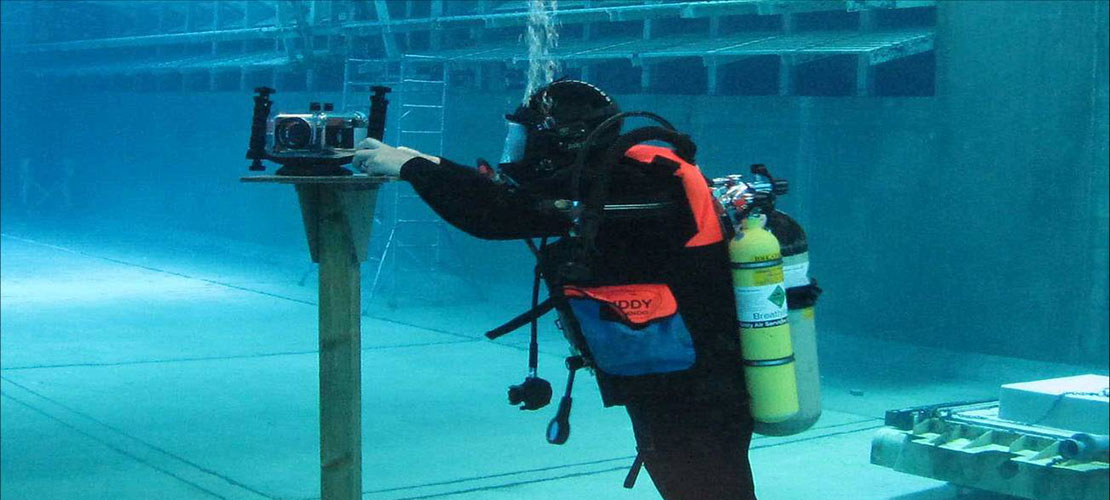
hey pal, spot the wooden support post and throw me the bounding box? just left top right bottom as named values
left=304, top=184, right=363, bottom=500
left=244, top=176, right=385, bottom=500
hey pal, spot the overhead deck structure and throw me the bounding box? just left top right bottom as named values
left=9, top=0, right=936, bottom=96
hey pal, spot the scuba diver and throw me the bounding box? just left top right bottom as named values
left=353, top=79, right=757, bottom=500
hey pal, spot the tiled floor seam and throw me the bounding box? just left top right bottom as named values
left=3, top=233, right=522, bottom=346
left=1, top=376, right=276, bottom=500
left=0, top=339, right=481, bottom=372
left=349, top=419, right=886, bottom=500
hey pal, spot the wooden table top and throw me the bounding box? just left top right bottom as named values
left=240, top=175, right=394, bottom=185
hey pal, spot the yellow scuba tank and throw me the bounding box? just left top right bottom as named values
left=730, top=212, right=801, bottom=423
left=757, top=209, right=823, bottom=435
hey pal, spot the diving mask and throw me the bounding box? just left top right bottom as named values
left=500, top=120, right=528, bottom=164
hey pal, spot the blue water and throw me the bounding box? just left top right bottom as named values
left=1, top=1, right=1106, bottom=499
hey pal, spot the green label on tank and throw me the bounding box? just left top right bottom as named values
left=768, top=285, right=786, bottom=308
left=736, top=283, right=788, bottom=327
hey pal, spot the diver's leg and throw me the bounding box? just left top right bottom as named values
left=626, top=396, right=757, bottom=500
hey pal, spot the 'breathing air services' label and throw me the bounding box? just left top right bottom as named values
left=736, top=283, right=789, bottom=329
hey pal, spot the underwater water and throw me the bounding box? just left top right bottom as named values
left=1, top=1, right=1107, bottom=499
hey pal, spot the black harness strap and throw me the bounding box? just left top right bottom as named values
left=485, top=297, right=555, bottom=340
left=624, top=454, right=645, bottom=488
left=486, top=237, right=552, bottom=341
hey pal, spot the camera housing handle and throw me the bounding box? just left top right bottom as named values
left=246, top=87, right=275, bottom=171
left=368, top=86, right=391, bottom=142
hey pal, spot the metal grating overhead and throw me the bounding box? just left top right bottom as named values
left=410, top=29, right=934, bottom=66
left=647, top=29, right=934, bottom=64
left=30, top=52, right=295, bottom=77
left=8, top=0, right=938, bottom=96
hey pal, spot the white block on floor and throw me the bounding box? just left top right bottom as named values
left=999, top=374, right=1109, bottom=434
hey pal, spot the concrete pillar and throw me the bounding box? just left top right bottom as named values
left=430, top=0, right=444, bottom=51
left=778, top=56, right=794, bottom=96
left=707, top=59, right=719, bottom=96
left=856, top=55, right=872, bottom=97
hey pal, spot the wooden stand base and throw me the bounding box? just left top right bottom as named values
left=242, top=174, right=389, bottom=500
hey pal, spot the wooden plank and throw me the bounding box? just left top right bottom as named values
left=315, top=185, right=363, bottom=500
left=242, top=175, right=392, bottom=184
left=249, top=176, right=384, bottom=500
left=279, top=182, right=382, bottom=500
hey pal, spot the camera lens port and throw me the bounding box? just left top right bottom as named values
left=275, top=117, right=313, bottom=150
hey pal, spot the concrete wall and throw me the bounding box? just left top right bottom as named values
left=931, top=0, right=1107, bottom=364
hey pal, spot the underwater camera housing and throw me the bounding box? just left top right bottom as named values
left=246, top=86, right=390, bottom=176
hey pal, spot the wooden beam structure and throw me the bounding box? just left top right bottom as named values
left=241, top=174, right=387, bottom=500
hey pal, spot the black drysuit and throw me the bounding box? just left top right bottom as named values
left=399, top=150, right=758, bottom=500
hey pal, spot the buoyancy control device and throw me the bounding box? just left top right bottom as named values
left=713, top=165, right=823, bottom=434
left=485, top=110, right=707, bottom=448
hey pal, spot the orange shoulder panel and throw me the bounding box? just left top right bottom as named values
left=625, top=145, right=724, bottom=247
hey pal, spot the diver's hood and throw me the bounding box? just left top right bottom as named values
left=497, top=117, right=575, bottom=194
left=496, top=108, right=616, bottom=195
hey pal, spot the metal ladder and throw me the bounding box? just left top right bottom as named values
left=341, top=57, right=399, bottom=111
left=363, top=54, right=482, bottom=307
left=292, top=57, right=400, bottom=288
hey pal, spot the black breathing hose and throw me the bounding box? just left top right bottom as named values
left=528, top=238, right=548, bottom=377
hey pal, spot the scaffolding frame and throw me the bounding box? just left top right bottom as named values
left=15, top=0, right=937, bottom=97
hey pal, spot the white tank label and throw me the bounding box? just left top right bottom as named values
left=736, top=284, right=789, bottom=328
left=783, top=261, right=810, bottom=288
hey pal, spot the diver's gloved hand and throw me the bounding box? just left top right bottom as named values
left=352, top=138, right=439, bottom=176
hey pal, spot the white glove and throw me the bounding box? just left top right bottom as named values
left=352, top=138, right=439, bottom=176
